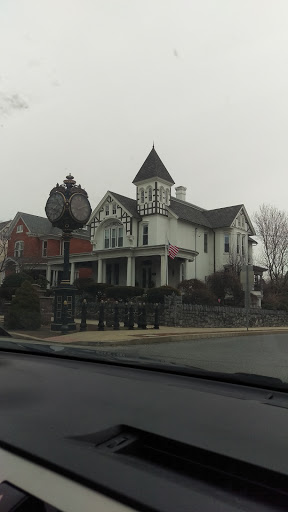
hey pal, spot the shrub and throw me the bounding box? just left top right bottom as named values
left=74, top=278, right=110, bottom=299
left=146, top=285, right=180, bottom=304
left=105, top=286, right=144, bottom=301
left=6, top=280, right=41, bottom=330
left=178, top=279, right=217, bottom=305
left=207, top=270, right=244, bottom=306
left=0, top=272, right=33, bottom=300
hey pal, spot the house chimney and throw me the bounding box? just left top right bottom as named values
left=175, top=186, right=187, bottom=201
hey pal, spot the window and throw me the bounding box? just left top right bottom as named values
left=42, top=240, right=48, bottom=257
left=14, top=241, right=24, bottom=258
left=105, top=204, right=110, bottom=216
left=104, top=226, right=123, bottom=248
left=112, top=203, right=117, bottom=214
left=242, top=235, right=245, bottom=256
left=143, top=224, right=148, bottom=245
left=160, top=187, right=164, bottom=202
left=140, top=188, right=144, bottom=203
left=204, top=233, right=208, bottom=253
left=237, top=234, right=240, bottom=254
left=148, top=187, right=152, bottom=201
left=241, top=215, right=245, bottom=228
left=166, top=189, right=169, bottom=203
left=16, top=225, right=23, bottom=233
left=224, top=234, right=230, bottom=253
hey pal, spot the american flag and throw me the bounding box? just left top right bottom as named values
left=168, top=242, right=179, bottom=259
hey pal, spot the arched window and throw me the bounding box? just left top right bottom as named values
left=160, top=187, right=164, bottom=202
left=166, top=188, right=169, bottom=203
left=140, top=188, right=145, bottom=203
left=148, top=187, right=152, bottom=202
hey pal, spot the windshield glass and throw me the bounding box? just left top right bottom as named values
left=1, top=0, right=288, bottom=388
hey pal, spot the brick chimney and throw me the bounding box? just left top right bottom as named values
left=175, top=186, right=187, bottom=201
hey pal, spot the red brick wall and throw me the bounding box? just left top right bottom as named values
left=70, top=238, right=92, bottom=254
left=78, top=268, right=93, bottom=279
left=7, top=219, right=42, bottom=260
left=47, top=239, right=61, bottom=257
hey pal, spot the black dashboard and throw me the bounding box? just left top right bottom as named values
left=0, top=346, right=288, bottom=511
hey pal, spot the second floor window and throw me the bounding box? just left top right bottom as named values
left=104, top=226, right=123, bottom=248
left=224, top=234, right=230, bottom=253
left=237, top=234, right=240, bottom=254
left=105, top=204, right=110, bottom=216
left=14, top=241, right=24, bottom=258
left=204, top=233, right=208, bottom=253
left=42, top=240, right=48, bottom=257
left=112, top=203, right=117, bottom=214
left=143, top=224, right=148, bottom=245
left=16, top=225, right=23, bottom=233
left=140, top=189, right=144, bottom=203
left=148, top=187, right=152, bottom=201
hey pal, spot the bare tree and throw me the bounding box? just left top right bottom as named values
left=254, top=204, right=288, bottom=283
left=0, top=224, right=9, bottom=282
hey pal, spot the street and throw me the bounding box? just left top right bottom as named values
left=95, top=333, right=288, bottom=383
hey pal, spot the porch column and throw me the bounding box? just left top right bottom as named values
left=131, top=257, right=135, bottom=286
left=126, top=256, right=132, bottom=286
left=46, top=264, right=51, bottom=289
left=102, top=260, right=106, bottom=283
left=161, top=254, right=167, bottom=286
left=185, top=259, right=189, bottom=280
left=97, top=258, right=103, bottom=283
left=52, top=270, right=58, bottom=287
left=70, top=262, right=75, bottom=285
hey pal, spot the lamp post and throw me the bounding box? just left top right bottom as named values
left=45, top=174, right=91, bottom=332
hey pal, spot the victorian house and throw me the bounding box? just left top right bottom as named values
left=4, top=146, right=264, bottom=306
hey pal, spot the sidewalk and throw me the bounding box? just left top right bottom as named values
left=2, top=317, right=288, bottom=347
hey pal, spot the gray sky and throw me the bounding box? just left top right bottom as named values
left=1, top=0, right=288, bottom=223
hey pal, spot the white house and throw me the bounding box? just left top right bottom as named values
left=45, top=146, right=264, bottom=305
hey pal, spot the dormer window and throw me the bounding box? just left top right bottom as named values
left=140, top=189, right=144, bottom=203
left=105, top=204, right=110, bottom=216
left=148, top=187, right=152, bottom=202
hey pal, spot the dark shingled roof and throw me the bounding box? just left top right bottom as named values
left=109, top=191, right=141, bottom=219
left=132, top=147, right=175, bottom=185
left=203, top=205, right=243, bottom=228
left=169, top=198, right=211, bottom=227
left=12, top=212, right=90, bottom=238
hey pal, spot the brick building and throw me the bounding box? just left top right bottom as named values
left=5, top=212, right=92, bottom=286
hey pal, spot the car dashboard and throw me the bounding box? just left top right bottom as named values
left=0, top=346, right=288, bottom=511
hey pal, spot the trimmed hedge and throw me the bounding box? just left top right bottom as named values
left=146, top=286, right=180, bottom=304
left=105, top=286, right=144, bottom=301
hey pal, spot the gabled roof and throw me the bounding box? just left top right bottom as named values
left=169, top=198, right=212, bottom=227
left=108, top=191, right=141, bottom=219
left=8, top=212, right=90, bottom=238
left=203, top=205, right=243, bottom=229
left=0, top=220, right=11, bottom=232
left=132, top=147, right=175, bottom=185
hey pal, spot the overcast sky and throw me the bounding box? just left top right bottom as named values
left=1, top=0, right=288, bottom=225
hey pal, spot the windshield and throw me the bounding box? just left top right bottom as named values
left=1, top=0, right=288, bottom=389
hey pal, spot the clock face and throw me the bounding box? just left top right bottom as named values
left=45, top=193, right=65, bottom=222
left=70, top=193, right=91, bottom=223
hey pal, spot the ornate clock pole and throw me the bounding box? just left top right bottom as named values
left=45, top=174, right=92, bottom=332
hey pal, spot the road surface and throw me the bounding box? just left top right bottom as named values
left=96, top=333, right=288, bottom=383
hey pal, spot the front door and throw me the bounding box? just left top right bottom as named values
left=142, top=265, right=152, bottom=288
